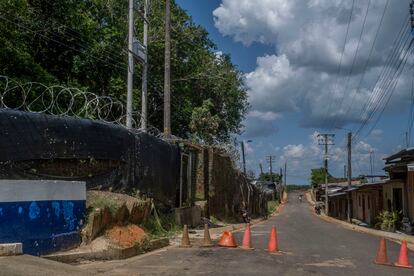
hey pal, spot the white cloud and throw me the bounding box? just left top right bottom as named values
left=283, top=144, right=306, bottom=158
left=248, top=110, right=282, bottom=121
left=214, top=0, right=410, bottom=129
left=244, top=141, right=254, bottom=154
left=369, top=129, right=383, bottom=141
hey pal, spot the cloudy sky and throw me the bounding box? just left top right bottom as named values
left=177, top=0, right=413, bottom=184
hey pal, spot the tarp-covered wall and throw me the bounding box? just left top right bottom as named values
left=207, top=148, right=268, bottom=221
left=0, top=110, right=180, bottom=206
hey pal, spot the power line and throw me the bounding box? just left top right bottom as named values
left=322, top=0, right=356, bottom=128
left=352, top=18, right=413, bottom=142
left=342, top=0, right=390, bottom=122
left=354, top=36, right=414, bottom=142
left=331, top=0, right=372, bottom=129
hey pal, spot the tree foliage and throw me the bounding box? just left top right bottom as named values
left=310, top=168, right=333, bottom=188
left=0, top=0, right=248, bottom=142
left=259, top=172, right=281, bottom=183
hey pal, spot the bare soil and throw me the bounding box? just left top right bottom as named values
left=106, top=224, right=147, bottom=248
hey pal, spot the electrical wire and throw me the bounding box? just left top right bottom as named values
left=322, top=0, right=356, bottom=128
left=331, top=0, right=372, bottom=129
left=342, top=0, right=391, bottom=123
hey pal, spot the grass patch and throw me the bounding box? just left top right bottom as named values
left=267, top=200, right=279, bottom=214
left=87, top=196, right=120, bottom=216
left=142, top=212, right=180, bottom=239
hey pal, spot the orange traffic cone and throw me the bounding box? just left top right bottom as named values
left=374, top=238, right=391, bottom=266
left=394, top=240, right=412, bottom=269
left=201, top=224, right=214, bottom=247
left=218, top=231, right=237, bottom=248
left=267, top=226, right=279, bottom=253
left=241, top=223, right=253, bottom=250
left=180, top=224, right=191, bottom=248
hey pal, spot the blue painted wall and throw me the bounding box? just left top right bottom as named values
left=0, top=200, right=85, bottom=255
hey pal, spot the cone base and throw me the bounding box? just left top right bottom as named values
left=201, top=244, right=214, bottom=247
left=218, top=245, right=238, bottom=248
left=267, top=249, right=282, bottom=255
left=394, top=262, right=413, bottom=269
left=240, top=246, right=254, bottom=250
left=373, top=260, right=391, bottom=266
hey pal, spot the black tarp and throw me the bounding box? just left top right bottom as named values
left=0, top=109, right=180, bottom=206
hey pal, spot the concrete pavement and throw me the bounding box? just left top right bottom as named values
left=79, top=192, right=413, bottom=275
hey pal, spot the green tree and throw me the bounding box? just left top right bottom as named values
left=259, top=172, right=281, bottom=183
left=189, top=100, right=220, bottom=144
left=0, top=0, right=248, bottom=142
left=310, top=168, right=334, bottom=188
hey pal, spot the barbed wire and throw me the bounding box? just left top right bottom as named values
left=0, top=75, right=162, bottom=137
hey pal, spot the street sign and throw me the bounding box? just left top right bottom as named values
left=132, top=38, right=147, bottom=63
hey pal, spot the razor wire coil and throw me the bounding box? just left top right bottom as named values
left=0, top=75, right=162, bottom=136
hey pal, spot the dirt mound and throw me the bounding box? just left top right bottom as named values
left=106, top=224, right=147, bottom=248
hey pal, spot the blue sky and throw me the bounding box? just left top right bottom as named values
left=176, top=0, right=412, bottom=185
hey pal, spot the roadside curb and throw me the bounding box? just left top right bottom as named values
left=43, top=238, right=169, bottom=264
left=45, top=202, right=286, bottom=264
left=305, top=192, right=414, bottom=251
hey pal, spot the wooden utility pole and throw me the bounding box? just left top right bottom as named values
left=344, top=165, right=347, bottom=179
left=163, top=0, right=171, bottom=137
left=126, top=0, right=135, bottom=129
left=141, top=0, right=149, bottom=132
left=266, top=156, right=275, bottom=179
left=318, top=134, right=335, bottom=215
left=241, top=141, right=246, bottom=174
left=279, top=167, right=283, bottom=202
left=259, top=163, right=263, bottom=175
left=347, top=132, right=352, bottom=222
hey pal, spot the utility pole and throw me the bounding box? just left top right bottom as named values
left=240, top=140, right=252, bottom=175
left=259, top=163, right=263, bottom=175
left=318, top=134, right=335, bottom=215
left=163, top=0, right=171, bottom=137
left=141, top=0, right=149, bottom=132
left=369, top=150, right=374, bottom=183
left=265, top=155, right=276, bottom=181
left=347, top=132, right=352, bottom=223
left=126, top=0, right=135, bottom=129
left=279, top=167, right=283, bottom=202
left=241, top=141, right=246, bottom=174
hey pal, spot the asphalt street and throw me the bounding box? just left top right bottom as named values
left=80, top=192, right=414, bottom=275
left=1, top=192, right=413, bottom=275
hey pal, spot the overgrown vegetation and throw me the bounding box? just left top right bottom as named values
left=87, top=195, right=120, bottom=216
left=142, top=212, right=180, bottom=239
left=267, top=200, right=279, bottom=214
left=0, top=0, right=248, bottom=143
left=258, top=172, right=281, bottom=183
left=375, top=210, right=401, bottom=232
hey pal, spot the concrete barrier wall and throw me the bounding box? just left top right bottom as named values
left=0, top=180, right=86, bottom=256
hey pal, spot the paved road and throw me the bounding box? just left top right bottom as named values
left=1, top=192, right=412, bottom=275
left=81, top=192, right=413, bottom=275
